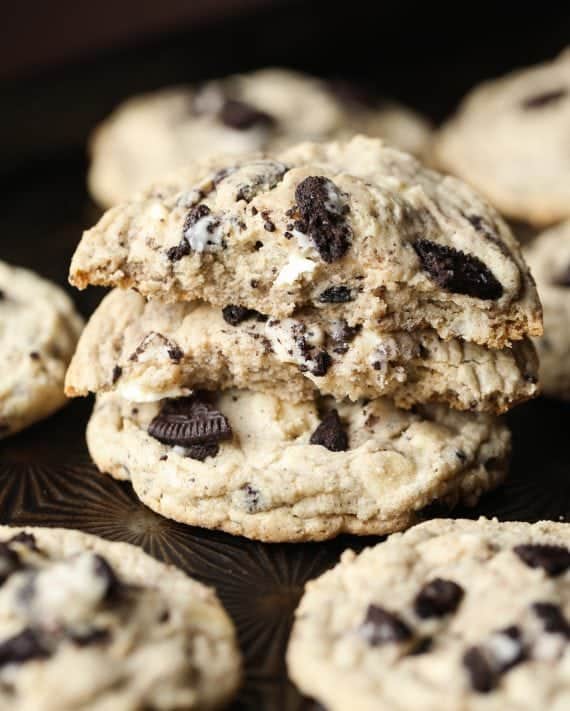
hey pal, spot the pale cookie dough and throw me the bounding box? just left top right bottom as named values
left=288, top=518, right=570, bottom=711
left=524, top=221, right=570, bottom=398
left=0, top=261, right=83, bottom=439
left=0, top=525, right=241, bottom=710
left=86, top=389, right=510, bottom=542
left=433, top=49, right=570, bottom=227
left=88, top=68, right=432, bottom=207
left=71, top=136, right=542, bottom=349
left=65, top=288, right=539, bottom=413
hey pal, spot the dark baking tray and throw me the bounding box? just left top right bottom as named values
left=1, top=153, right=570, bottom=711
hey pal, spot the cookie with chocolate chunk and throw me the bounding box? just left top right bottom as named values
left=65, top=288, right=538, bottom=412
left=288, top=518, right=570, bottom=711
left=0, top=260, right=83, bottom=439
left=433, top=49, right=570, bottom=227
left=0, top=525, right=241, bottom=710
left=71, top=136, right=541, bottom=349
left=88, top=68, right=432, bottom=207
left=86, top=389, right=509, bottom=542
left=524, top=220, right=570, bottom=399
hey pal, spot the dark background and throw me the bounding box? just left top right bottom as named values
left=1, top=3, right=569, bottom=709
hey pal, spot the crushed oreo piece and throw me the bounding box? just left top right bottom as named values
left=0, top=628, right=51, bottom=668
left=408, top=636, right=433, bottom=656
left=294, top=176, right=351, bottom=263
left=514, top=543, right=570, bottom=577
left=329, top=320, right=361, bottom=354
left=112, top=365, right=122, bottom=384
left=360, top=604, right=413, bottom=646
left=522, top=88, right=567, bottom=109
left=148, top=394, right=232, bottom=449
left=489, top=626, right=526, bottom=673
left=413, top=239, right=503, bottom=300
left=242, top=484, right=262, bottom=513
left=310, top=410, right=348, bottom=452
left=167, top=344, right=184, bottom=363
left=532, top=602, right=570, bottom=637
left=168, top=204, right=221, bottom=261
left=0, top=543, right=21, bottom=585
left=327, top=78, right=380, bottom=108
left=93, top=555, right=122, bottom=600
left=235, top=160, right=288, bottom=202
left=185, top=442, right=220, bottom=462
left=263, top=220, right=276, bottom=232
left=309, top=351, right=332, bottom=377
left=414, top=578, right=464, bottom=619
left=222, top=305, right=267, bottom=326
left=318, top=285, right=354, bottom=303
left=8, top=532, right=38, bottom=551
left=463, top=646, right=496, bottom=693
left=0, top=289, right=5, bottom=300
left=70, top=627, right=111, bottom=647
left=218, top=99, right=275, bottom=130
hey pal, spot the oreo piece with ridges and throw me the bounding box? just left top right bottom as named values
left=413, top=239, right=503, bottom=300
left=148, top=394, right=232, bottom=449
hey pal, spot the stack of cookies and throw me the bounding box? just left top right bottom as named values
left=66, top=135, right=542, bottom=542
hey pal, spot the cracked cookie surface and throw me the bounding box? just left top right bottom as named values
left=88, top=68, right=432, bottom=207
left=71, top=137, right=542, bottom=349
left=433, top=49, right=570, bottom=227
left=86, top=389, right=509, bottom=542
left=65, top=288, right=538, bottom=412
left=0, top=525, right=241, bottom=710
left=288, top=518, right=570, bottom=711
left=0, top=261, right=83, bottom=439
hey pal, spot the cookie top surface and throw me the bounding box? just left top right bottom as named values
left=65, top=288, right=538, bottom=413
left=71, top=136, right=542, bottom=348
left=0, top=261, right=83, bottom=438
left=87, top=390, right=509, bottom=542
left=433, top=49, right=570, bottom=227
left=88, top=68, right=432, bottom=207
left=288, top=518, right=570, bottom=711
left=0, top=525, right=241, bottom=710
left=524, top=220, right=570, bottom=398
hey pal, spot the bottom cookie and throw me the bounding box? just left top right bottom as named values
left=0, top=525, right=241, bottom=710
left=86, top=390, right=510, bottom=542
left=287, top=518, right=570, bottom=711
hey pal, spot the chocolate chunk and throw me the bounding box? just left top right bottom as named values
left=148, top=394, right=232, bottom=449
left=533, top=602, right=570, bottom=637
left=360, top=604, right=413, bottom=646
left=93, top=555, right=121, bottom=600
left=0, top=543, right=21, bottom=585
left=294, top=176, right=351, bottom=263
left=408, top=636, right=433, bottom=656
left=70, top=627, right=111, bottom=647
left=185, top=442, right=220, bottom=462
left=112, top=365, right=122, bottom=384
left=413, top=239, right=503, bottom=300
left=514, top=544, right=570, bottom=577
left=218, top=99, right=275, bottom=130
left=0, top=628, right=51, bottom=668
left=522, top=88, right=567, bottom=109
left=414, top=578, right=464, bottom=619
left=553, top=264, right=570, bottom=287
left=318, top=286, right=354, bottom=303
left=222, top=305, right=267, bottom=326
left=309, top=351, right=332, bottom=377
left=463, top=646, right=496, bottom=693
left=8, top=532, right=38, bottom=551
left=310, top=409, right=348, bottom=452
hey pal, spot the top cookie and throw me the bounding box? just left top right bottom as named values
left=433, top=49, right=570, bottom=227
left=71, top=136, right=541, bottom=348
left=88, top=68, right=432, bottom=207
left=0, top=260, right=83, bottom=439
left=288, top=518, right=570, bottom=711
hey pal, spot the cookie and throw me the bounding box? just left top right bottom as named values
left=0, top=261, right=83, bottom=439
left=433, top=49, right=570, bottom=227
left=0, top=525, right=241, bottom=710
left=88, top=68, right=432, bottom=207
left=65, top=288, right=538, bottom=413
left=524, top=221, right=570, bottom=399
left=70, top=136, right=542, bottom=349
left=86, top=389, right=509, bottom=542
left=287, top=518, right=570, bottom=711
